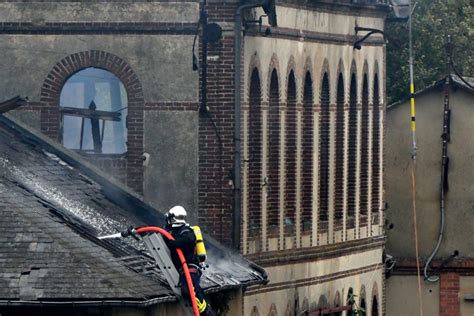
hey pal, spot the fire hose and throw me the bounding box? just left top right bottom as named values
left=128, top=226, right=200, bottom=316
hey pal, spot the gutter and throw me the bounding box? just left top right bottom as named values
left=233, top=0, right=267, bottom=251
left=0, top=296, right=177, bottom=308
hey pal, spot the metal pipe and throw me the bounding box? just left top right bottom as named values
left=0, top=296, right=176, bottom=308
left=424, top=35, right=452, bottom=283
left=233, top=1, right=264, bottom=250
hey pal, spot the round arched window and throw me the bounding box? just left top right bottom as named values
left=60, top=67, right=128, bottom=154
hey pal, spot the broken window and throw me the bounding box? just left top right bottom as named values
left=60, top=67, right=128, bottom=154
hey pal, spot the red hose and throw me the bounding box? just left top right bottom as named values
left=135, top=226, right=200, bottom=316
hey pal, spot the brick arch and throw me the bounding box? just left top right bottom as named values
left=371, top=282, right=380, bottom=316
left=251, top=306, right=260, bottom=316
left=247, top=52, right=262, bottom=104
left=284, top=56, right=297, bottom=103
left=350, top=60, right=358, bottom=83
left=40, top=50, right=144, bottom=192
left=267, top=53, right=282, bottom=99
left=318, top=59, right=331, bottom=109
left=268, top=303, right=278, bottom=316
left=300, top=57, right=313, bottom=102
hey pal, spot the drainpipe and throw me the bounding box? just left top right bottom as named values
left=233, top=1, right=264, bottom=250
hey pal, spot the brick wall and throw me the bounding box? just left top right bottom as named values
left=198, top=2, right=238, bottom=246
left=440, top=272, right=460, bottom=316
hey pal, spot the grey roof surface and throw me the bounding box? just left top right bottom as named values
left=0, top=114, right=266, bottom=305
left=388, top=74, right=474, bottom=109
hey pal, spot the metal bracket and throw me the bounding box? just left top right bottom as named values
left=353, top=26, right=386, bottom=50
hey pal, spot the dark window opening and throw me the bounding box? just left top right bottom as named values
left=285, top=71, right=297, bottom=234
left=60, top=68, right=128, bottom=154
left=301, top=71, right=313, bottom=233
left=334, top=73, right=345, bottom=221
left=319, top=73, right=330, bottom=223
left=248, top=68, right=262, bottom=237
left=360, top=75, right=369, bottom=220
left=267, top=69, right=280, bottom=234
left=371, top=75, right=381, bottom=222
left=347, top=73, right=358, bottom=226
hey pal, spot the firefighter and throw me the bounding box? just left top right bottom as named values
left=164, top=205, right=215, bottom=316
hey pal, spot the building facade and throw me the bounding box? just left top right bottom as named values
left=1, top=0, right=389, bottom=314
left=385, top=75, right=474, bottom=316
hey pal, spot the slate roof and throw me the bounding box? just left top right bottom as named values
left=388, top=74, right=474, bottom=109
left=0, top=114, right=267, bottom=306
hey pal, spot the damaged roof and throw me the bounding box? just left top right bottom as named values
left=0, top=113, right=266, bottom=307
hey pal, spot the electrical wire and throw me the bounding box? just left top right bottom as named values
left=407, top=1, right=423, bottom=314
left=450, top=58, right=474, bottom=90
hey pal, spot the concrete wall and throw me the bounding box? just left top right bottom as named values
left=0, top=1, right=200, bottom=216
left=386, top=88, right=474, bottom=258
left=385, top=275, right=439, bottom=316
left=144, top=111, right=199, bottom=223
left=461, top=276, right=474, bottom=315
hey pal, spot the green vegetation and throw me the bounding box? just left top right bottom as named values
left=385, top=0, right=473, bottom=103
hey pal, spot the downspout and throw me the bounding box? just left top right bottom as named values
left=424, top=35, right=453, bottom=282
left=233, top=1, right=265, bottom=250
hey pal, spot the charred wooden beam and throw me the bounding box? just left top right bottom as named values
left=0, top=96, right=28, bottom=114
left=60, top=106, right=121, bottom=121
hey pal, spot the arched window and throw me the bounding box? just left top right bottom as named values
left=360, top=74, right=369, bottom=220
left=301, top=71, right=313, bottom=233
left=267, top=69, right=280, bottom=234
left=248, top=68, right=262, bottom=237
left=60, top=67, right=128, bottom=154
left=372, top=296, right=379, bottom=316
left=319, top=73, right=330, bottom=223
left=334, top=73, right=345, bottom=221
left=372, top=75, right=381, bottom=220
left=347, top=73, right=358, bottom=225
left=285, top=70, right=297, bottom=234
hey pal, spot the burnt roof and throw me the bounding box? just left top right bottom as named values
left=0, top=113, right=267, bottom=306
